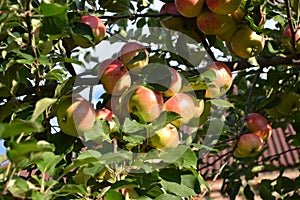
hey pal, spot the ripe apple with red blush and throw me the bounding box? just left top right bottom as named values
left=73, top=15, right=106, bottom=48
left=119, top=42, right=149, bottom=73
left=246, top=113, right=272, bottom=141
left=128, top=86, right=164, bottom=122
left=206, top=0, right=242, bottom=15
left=150, top=123, right=179, bottom=150
left=175, top=0, right=204, bottom=18
left=163, top=93, right=196, bottom=128
left=282, top=24, right=300, bottom=53
left=232, top=133, right=264, bottom=158
left=163, top=67, right=182, bottom=97
left=99, top=59, right=131, bottom=96
left=95, top=108, right=117, bottom=132
left=159, top=2, right=186, bottom=31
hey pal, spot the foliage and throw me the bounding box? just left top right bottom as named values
left=0, top=0, right=299, bottom=199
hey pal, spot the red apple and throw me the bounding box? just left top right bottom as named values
left=282, top=24, right=300, bottom=53
left=175, top=0, right=205, bottom=18
left=56, top=95, right=96, bottom=137
left=206, top=0, right=242, bottom=15
left=163, top=93, right=196, bottom=127
left=232, top=133, right=264, bottom=158
left=204, top=62, right=233, bottom=98
left=119, top=42, right=149, bottom=72
left=230, top=25, right=265, bottom=58
left=74, top=15, right=106, bottom=48
left=246, top=113, right=272, bottom=141
left=196, top=8, right=232, bottom=36
left=150, top=123, right=179, bottom=150
left=95, top=108, right=117, bottom=132
left=159, top=2, right=186, bottom=31
left=99, top=59, right=131, bottom=96
left=163, top=67, right=182, bottom=97
left=128, top=86, right=164, bottom=122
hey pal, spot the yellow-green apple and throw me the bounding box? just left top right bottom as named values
left=206, top=0, right=242, bottom=15
left=246, top=113, right=272, bottom=141
left=73, top=15, right=106, bottom=48
left=150, top=123, right=179, bottom=150
left=128, top=86, right=164, bottom=122
left=232, top=133, right=264, bottom=158
left=175, top=0, right=204, bottom=18
left=159, top=2, right=186, bottom=31
left=204, top=62, right=233, bottom=98
left=282, top=24, right=300, bottom=53
left=95, top=108, right=117, bottom=132
left=99, top=59, right=131, bottom=96
left=276, top=91, right=300, bottom=116
left=163, top=67, right=182, bottom=97
left=216, top=15, right=239, bottom=42
left=163, top=93, right=196, bottom=127
left=230, top=25, right=265, bottom=58
left=56, top=95, right=96, bottom=137
left=196, top=8, right=232, bottom=35
left=119, top=42, right=149, bottom=72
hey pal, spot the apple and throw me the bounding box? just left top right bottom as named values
left=150, top=123, right=179, bottom=150
left=56, top=95, right=96, bottom=137
left=216, top=15, right=239, bottom=42
left=206, top=0, right=242, bottom=15
left=73, top=15, right=106, bottom=48
left=95, top=108, right=117, bottom=132
left=246, top=113, right=272, bottom=141
left=231, top=6, right=245, bottom=24
left=188, top=98, right=205, bottom=127
left=128, top=86, right=164, bottom=122
left=196, top=8, right=232, bottom=36
left=204, top=62, right=233, bottom=98
left=163, top=93, right=196, bottom=128
left=175, top=0, right=204, bottom=18
left=119, top=42, right=149, bottom=72
left=105, top=95, right=128, bottom=122
left=276, top=91, right=300, bottom=116
left=282, top=24, right=300, bottom=53
left=159, top=2, right=186, bottom=31
left=163, top=67, right=182, bottom=97
left=232, top=133, right=264, bottom=158
left=230, top=25, right=265, bottom=58
left=99, top=59, right=131, bottom=96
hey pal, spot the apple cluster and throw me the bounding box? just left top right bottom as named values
left=159, top=0, right=265, bottom=59
left=56, top=41, right=234, bottom=151
left=232, top=113, right=272, bottom=158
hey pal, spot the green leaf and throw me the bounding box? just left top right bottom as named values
left=122, top=118, right=146, bottom=133
left=35, top=152, right=62, bottom=176
left=173, top=148, right=197, bottom=169
left=103, top=189, right=124, bottom=200
left=0, top=120, right=44, bottom=139
left=210, top=99, right=234, bottom=108
left=58, top=184, right=88, bottom=195
left=160, top=146, right=189, bottom=164
left=154, top=194, right=182, bottom=200
left=31, top=98, right=57, bottom=122
left=40, top=1, right=68, bottom=17
left=45, top=69, right=66, bottom=82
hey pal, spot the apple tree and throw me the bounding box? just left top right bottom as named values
left=0, top=0, right=300, bottom=199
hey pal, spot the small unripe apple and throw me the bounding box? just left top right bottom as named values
left=230, top=25, right=265, bottom=58
left=204, top=62, right=233, bottom=98
left=246, top=113, right=272, bottom=141
left=99, top=59, right=131, bottom=96
left=175, top=0, right=205, bottom=18
left=150, top=123, right=179, bottom=150
left=159, top=2, right=186, bottom=31
left=73, top=15, right=106, bottom=48
left=196, top=8, right=232, bottom=36
left=276, top=91, right=300, bottom=116
left=163, top=93, right=196, bottom=127
left=232, top=133, right=264, bottom=158
left=56, top=95, right=96, bottom=137
left=95, top=108, right=117, bottom=132
left=128, top=86, right=164, bottom=122
left=206, top=0, right=242, bottom=15
left=119, top=42, right=149, bottom=72
left=282, top=24, right=300, bottom=53
left=163, top=67, right=182, bottom=97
